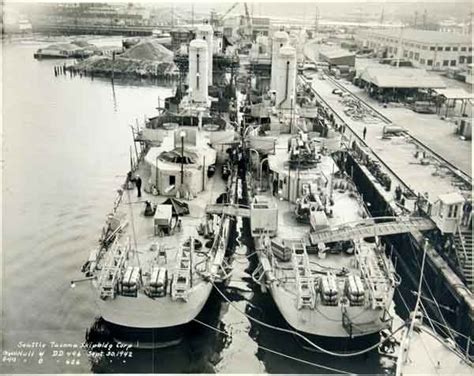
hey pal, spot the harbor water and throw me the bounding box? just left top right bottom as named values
left=2, top=38, right=396, bottom=374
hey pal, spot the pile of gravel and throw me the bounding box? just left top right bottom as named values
left=121, top=39, right=173, bottom=62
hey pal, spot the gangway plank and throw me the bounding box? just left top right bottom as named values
left=205, top=204, right=250, bottom=218
left=310, top=217, right=436, bottom=244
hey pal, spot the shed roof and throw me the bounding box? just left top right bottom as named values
left=319, top=47, right=355, bottom=60
left=360, top=67, right=446, bottom=89
left=438, top=192, right=464, bottom=205
left=434, top=88, right=474, bottom=100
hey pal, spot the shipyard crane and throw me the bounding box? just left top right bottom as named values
left=243, top=2, right=254, bottom=42
left=220, top=2, right=239, bottom=24
left=210, top=2, right=239, bottom=27
left=314, top=3, right=319, bottom=35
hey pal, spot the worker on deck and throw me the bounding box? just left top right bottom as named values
left=363, top=126, right=367, bottom=140
left=135, top=175, right=142, bottom=198
left=462, top=200, right=472, bottom=227
left=128, top=174, right=142, bottom=198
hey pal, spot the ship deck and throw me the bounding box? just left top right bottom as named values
left=397, top=325, right=473, bottom=374
left=254, top=132, right=392, bottom=291
left=262, top=189, right=378, bottom=280
left=116, top=153, right=228, bottom=274
left=93, top=149, right=231, bottom=328
left=118, top=157, right=227, bottom=270
left=253, top=169, right=394, bottom=337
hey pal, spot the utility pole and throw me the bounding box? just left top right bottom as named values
left=396, top=27, right=403, bottom=68
left=414, top=11, right=418, bottom=29
left=191, top=4, right=194, bottom=27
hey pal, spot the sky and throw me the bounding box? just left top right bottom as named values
left=4, top=0, right=472, bottom=4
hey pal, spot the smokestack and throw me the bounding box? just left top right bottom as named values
left=270, top=31, right=289, bottom=91
left=196, top=24, right=214, bottom=85
left=189, top=39, right=209, bottom=104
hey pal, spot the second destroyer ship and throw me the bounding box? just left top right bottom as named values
left=244, top=31, right=397, bottom=343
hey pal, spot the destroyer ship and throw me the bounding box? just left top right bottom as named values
left=81, top=29, right=241, bottom=347
left=244, top=33, right=397, bottom=343
left=393, top=311, right=473, bottom=374
left=380, top=243, right=473, bottom=374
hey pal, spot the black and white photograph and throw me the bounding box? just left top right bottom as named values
left=1, top=0, right=473, bottom=374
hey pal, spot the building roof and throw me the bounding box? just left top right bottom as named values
left=360, top=28, right=472, bottom=45
left=434, top=88, right=474, bottom=100
left=438, top=192, right=464, bottom=205
left=360, top=66, right=446, bottom=89
left=319, top=47, right=355, bottom=60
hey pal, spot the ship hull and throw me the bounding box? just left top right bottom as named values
left=270, top=282, right=393, bottom=339
left=94, top=281, right=214, bottom=348
left=96, top=281, right=213, bottom=329
left=105, top=321, right=185, bottom=349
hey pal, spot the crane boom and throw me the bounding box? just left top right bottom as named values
left=243, top=2, right=253, bottom=40
left=219, top=2, right=239, bottom=22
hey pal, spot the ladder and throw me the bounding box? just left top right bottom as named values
left=171, top=237, right=194, bottom=301
left=98, top=241, right=127, bottom=299
left=310, top=216, right=436, bottom=244
left=453, top=226, right=473, bottom=292
left=205, top=203, right=250, bottom=218
left=292, top=241, right=315, bottom=309
left=355, top=244, right=387, bottom=309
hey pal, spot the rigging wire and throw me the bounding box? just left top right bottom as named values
left=211, top=280, right=406, bottom=358
left=418, top=297, right=439, bottom=335
left=407, top=236, right=457, bottom=343
left=418, top=300, right=472, bottom=363
left=192, top=318, right=352, bottom=374
left=125, top=181, right=141, bottom=269
left=395, top=287, right=411, bottom=315
left=405, top=239, right=427, bottom=356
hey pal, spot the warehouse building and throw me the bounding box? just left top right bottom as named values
left=318, top=47, right=356, bottom=67
left=356, top=28, right=472, bottom=70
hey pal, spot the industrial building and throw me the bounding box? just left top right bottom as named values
left=356, top=28, right=473, bottom=70
left=318, top=47, right=356, bottom=67
left=223, top=15, right=271, bottom=39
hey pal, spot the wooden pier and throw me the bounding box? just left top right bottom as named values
left=32, top=23, right=170, bottom=36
